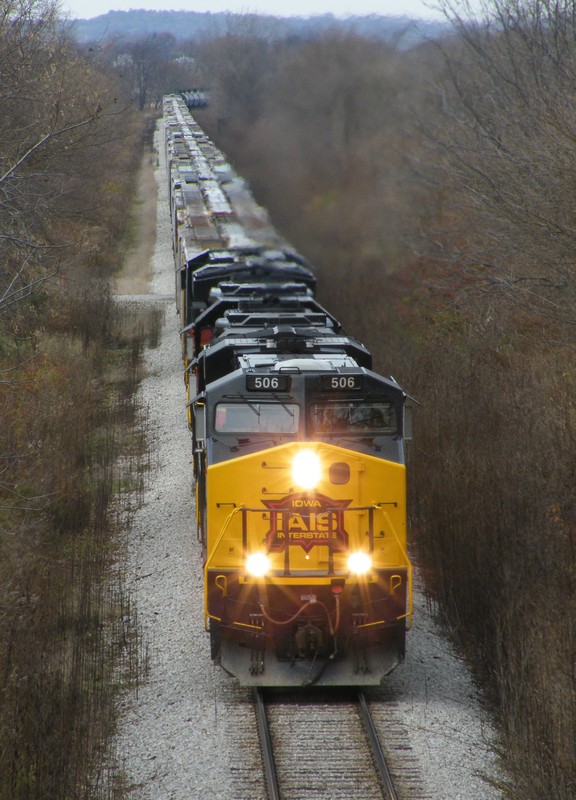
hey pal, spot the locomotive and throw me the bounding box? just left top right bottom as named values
left=165, top=95, right=413, bottom=687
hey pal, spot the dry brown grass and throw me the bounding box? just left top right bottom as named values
left=0, top=285, right=162, bottom=799
left=0, top=28, right=156, bottom=789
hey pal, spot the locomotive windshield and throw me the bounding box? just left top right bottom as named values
left=310, top=401, right=397, bottom=434
left=215, top=402, right=300, bottom=434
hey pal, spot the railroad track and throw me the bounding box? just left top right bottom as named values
left=254, top=688, right=403, bottom=800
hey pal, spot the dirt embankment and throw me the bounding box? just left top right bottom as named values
left=114, top=149, right=158, bottom=296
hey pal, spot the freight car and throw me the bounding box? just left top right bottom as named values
left=164, top=94, right=412, bottom=687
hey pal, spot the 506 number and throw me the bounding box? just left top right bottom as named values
left=321, top=375, right=362, bottom=391
left=246, top=375, right=290, bottom=392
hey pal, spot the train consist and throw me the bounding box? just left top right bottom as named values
left=164, top=94, right=413, bottom=687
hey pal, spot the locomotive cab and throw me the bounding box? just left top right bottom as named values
left=196, top=363, right=406, bottom=465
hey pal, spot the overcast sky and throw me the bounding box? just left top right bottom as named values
left=61, top=0, right=446, bottom=22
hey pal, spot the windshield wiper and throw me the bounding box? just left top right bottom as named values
left=238, top=394, right=260, bottom=416
left=272, top=393, right=294, bottom=417
left=236, top=437, right=279, bottom=448
left=210, top=433, right=239, bottom=451
left=321, top=434, right=384, bottom=450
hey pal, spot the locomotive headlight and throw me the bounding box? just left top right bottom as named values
left=347, top=551, right=373, bottom=576
left=292, top=449, right=321, bottom=490
left=245, top=552, right=271, bottom=578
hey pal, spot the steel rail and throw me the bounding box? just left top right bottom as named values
left=254, top=688, right=281, bottom=800
left=357, top=690, right=399, bottom=800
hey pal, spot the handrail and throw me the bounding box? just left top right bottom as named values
left=205, top=502, right=412, bottom=628
left=206, top=502, right=410, bottom=569
left=204, top=505, right=245, bottom=571
left=371, top=505, right=413, bottom=626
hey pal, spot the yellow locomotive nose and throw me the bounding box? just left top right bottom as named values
left=291, top=449, right=321, bottom=490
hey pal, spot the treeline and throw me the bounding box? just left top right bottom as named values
left=70, top=8, right=446, bottom=50
left=191, top=7, right=576, bottom=799
left=0, top=0, right=151, bottom=797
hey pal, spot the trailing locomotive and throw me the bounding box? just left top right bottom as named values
left=164, top=95, right=412, bottom=687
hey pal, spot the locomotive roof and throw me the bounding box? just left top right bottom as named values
left=191, top=326, right=372, bottom=390
left=189, top=297, right=342, bottom=357
left=205, top=324, right=371, bottom=356
left=237, top=354, right=359, bottom=370
left=208, top=281, right=313, bottom=301
left=187, top=246, right=311, bottom=270
left=215, top=310, right=335, bottom=331
left=190, top=258, right=314, bottom=280
left=192, top=363, right=405, bottom=407
left=189, top=262, right=317, bottom=305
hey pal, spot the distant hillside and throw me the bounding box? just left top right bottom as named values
left=68, top=9, right=447, bottom=48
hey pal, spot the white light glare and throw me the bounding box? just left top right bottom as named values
left=292, top=449, right=322, bottom=490
left=245, top=552, right=271, bottom=578
left=347, top=551, right=373, bottom=575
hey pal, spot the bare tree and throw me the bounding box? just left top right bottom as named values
left=0, top=0, right=125, bottom=322
left=429, top=0, right=576, bottom=324
left=196, top=15, right=278, bottom=122
left=128, top=32, right=177, bottom=109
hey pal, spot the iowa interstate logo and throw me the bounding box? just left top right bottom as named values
left=262, top=492, right=351, bottom=553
